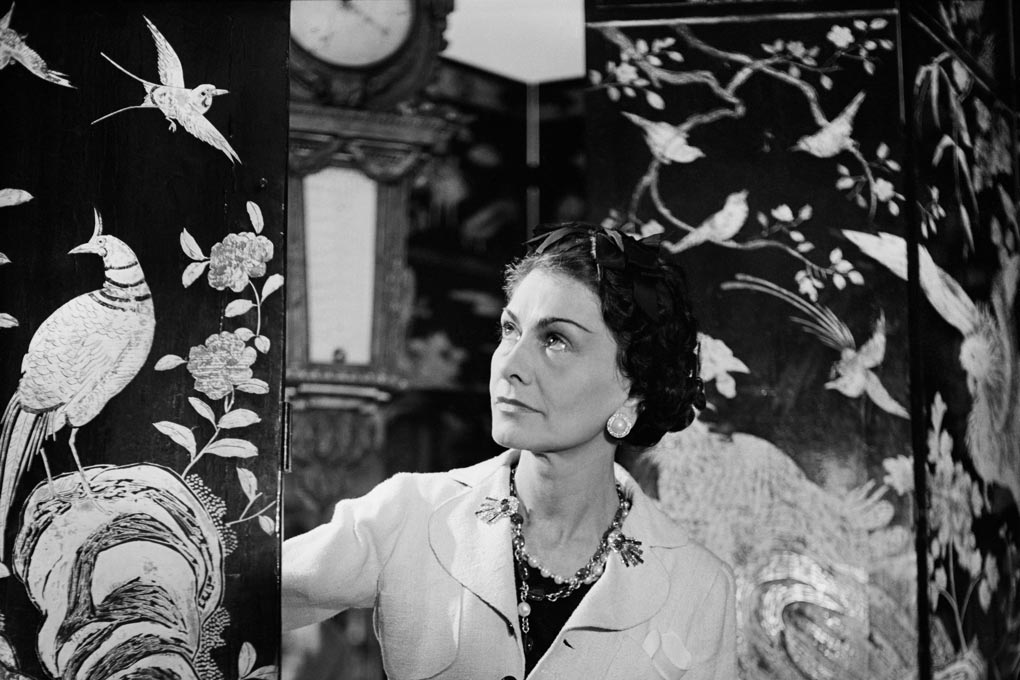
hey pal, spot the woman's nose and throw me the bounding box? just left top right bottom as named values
left=493, top=336, right=532, bottom=384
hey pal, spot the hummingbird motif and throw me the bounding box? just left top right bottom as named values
left=622, top=112, right=705, bottom=165
left=722, top=274, right=908, bottom=419
left=0, top=210, right=156, bottom=578
left=844, top=229, right=1020, bottom=505
left=664, top=190, right=749, bottom=253
left=93, top=16, right=239, bottom=164
left=0, top=2, right=72, bottom=88
left=793, top=91, right=866, bottom=158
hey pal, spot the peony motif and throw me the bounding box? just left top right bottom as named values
left=873, top=178, right=896, bottom=202
left=187, top=331, right=258, bottom=400
left=613, top=61, right=639, bottom=84
left=827, top=25, right=854, bottom=49
left=882, top=455, right=914, bottom=495
left=207, top=232, right=274, bottom=292
left=697, top=333, right=749, bottom=399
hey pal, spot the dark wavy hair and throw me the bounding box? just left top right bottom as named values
left=504, top=222, right=704, bottom=447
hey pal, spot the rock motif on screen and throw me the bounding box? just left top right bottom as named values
left=0, top=3, right=72, bottom=88
left=93, top=16, right=239, bottom=164
left=0, top=210, right=155, bottom=579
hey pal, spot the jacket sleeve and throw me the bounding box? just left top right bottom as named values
left=683, top=561, right=738, bottom=680
left=282, top=474, right=415, bottom=631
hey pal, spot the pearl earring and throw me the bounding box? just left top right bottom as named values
left=606, top=412, right=633, bottom=438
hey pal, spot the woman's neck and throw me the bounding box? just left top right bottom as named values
left=514, top=447, right=619, bottom=548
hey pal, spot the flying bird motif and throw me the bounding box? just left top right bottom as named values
left=793, top=91, right=867, bottom=159
left=843, top=229, right=1020, bottom=505
left=722, top=273, right=908, bottom=419
left=0, top=2, right=72, bottom=87
left=664, top=190, right=749, bottom=253
left=0, top=210, right=155, bottom=578
left=93, top=16, right=239, bottom=164
left=622, top=111, right=705, bottom=165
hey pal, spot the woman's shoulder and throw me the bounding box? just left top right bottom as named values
left=366, top=451, right=513, bottom=507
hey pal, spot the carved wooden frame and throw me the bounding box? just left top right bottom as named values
left=287, top=104, right=456, bottom=399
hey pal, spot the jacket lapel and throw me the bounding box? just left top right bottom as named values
left=428, top=452, right=519, bottom=627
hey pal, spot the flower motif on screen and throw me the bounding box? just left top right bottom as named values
left=207, top=232, right=274, bottom=292
left=827, top=25, right=854, bottom=49
left=697, top=333, right=749, bottom=399
left=882, top=455, right=914, bottom=495
left=187, top=331, right=258, bottom=400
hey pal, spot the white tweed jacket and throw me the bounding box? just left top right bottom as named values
left=282, top=450, right=737, bottom=680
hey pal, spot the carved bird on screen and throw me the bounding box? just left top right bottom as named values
left=0, top=210, right=155, bottom=578
left=844, top=229, right=1020, bottom=505
left=664, top=190, right=749, bottom=253
left=793, top=91, right=866, bottom=159
left=622, top=112, right=705, bottom=165
left=93, top=16, right=239, bottom=164
left=722, top=274, right=908, bottom=418
left=0, top=2, right=73, bottom=88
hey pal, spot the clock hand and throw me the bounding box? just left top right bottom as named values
left=340, top=0, right=392, bottom=37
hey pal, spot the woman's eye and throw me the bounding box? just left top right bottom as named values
left=544, top=333, right=568, bottom=350
left=499, top=321, right=518, bottom=340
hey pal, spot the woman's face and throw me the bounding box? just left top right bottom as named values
left=489, top=269, right=636, bottom=455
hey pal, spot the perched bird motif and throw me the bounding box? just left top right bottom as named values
left=844, top=229, right=1020, bottom=505
left=93, top=16, right=239, bottom=164
left=622, top=112, right=705, bottom=165
left=722, top=273, right=908, bottom=418
left=0, top=2, right=72, bottom=88
left=793, top=91, right=866, bottom=159
left=664, top=190, right=749, bottom=253
left=0, top=210, right=155, bottom=578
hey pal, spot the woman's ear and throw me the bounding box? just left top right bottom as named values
left=620, top=395, right=642, bottom=423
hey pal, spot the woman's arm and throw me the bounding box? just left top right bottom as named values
left=684, top=563, right=738, bottom=680
left=282, top=474, right=415, bottom=631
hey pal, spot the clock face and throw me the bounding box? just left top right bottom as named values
left=291, top=0, right=415, bottom=68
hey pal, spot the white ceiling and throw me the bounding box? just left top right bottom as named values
left=442, top=0, right=585, bottom=84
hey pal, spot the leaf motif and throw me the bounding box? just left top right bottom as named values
left=0, top=252, right=9, bottom=265
left=836, top=177, right=856, bottom=190
left=180, top=229, right=206, bottom=261
left=153, top=421, right=197, bottom=456
left=0, top=313, right=18, bottom=328
left=645, top=90, right=665, bottom=110
left=246, top=666, right=278, bottom=680
left=870, top=18, right=888, bottom=30
left=820, top=74, right=833, bottom=90
left=182, top=260, right=208, bottom=288
left=863, top=60, right=875, bottom=75
left=877, top=142, right=889, bottom=159
left=237, top=467, right=258, bottom=501
left=189, top=397, right=217, bottom=427
left=204, top=438, right=258, bottom=459
left=225, top=300, right=256, bottom=317
left=239, top=641, right=256, bottom=678
left=154, top=354, right=186, bottom=371
left=235, top=327, right=255, bottom=342
left=219, top=409, right=261, bottom=429
left=588, top=70, right=602, bottom=85
left=0, top=188, right=32, bottom=207
left=247, top=201, right=264, bottom=234
left=254, top=336, right=270, bottom=353
left=236, top=379, right=269, bottom=395
left=607, top=87, right=620, bottom=102
left=261, top=273, right=284, bottom=300
left=258, top=516, right=276, bottom=536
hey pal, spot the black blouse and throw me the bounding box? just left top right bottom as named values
left=514, top=566, right=595, bottom=674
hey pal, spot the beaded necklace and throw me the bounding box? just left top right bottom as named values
left=507, top=466, right=643, bottom=652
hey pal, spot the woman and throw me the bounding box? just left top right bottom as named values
left=283, top=223, right=737, bottom=679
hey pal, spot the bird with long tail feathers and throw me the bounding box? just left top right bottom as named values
left=0, top=210, right=155, bottom=578
left=843, top=229, right=1020, bottom=505
left=722, top=273, right=908, bottom=418
left=93, top=16, right=239, bottom=164
left=0, top=2, right=73, bottom=88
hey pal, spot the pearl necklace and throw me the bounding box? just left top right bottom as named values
left=508, top=466, right=643, bottom=652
